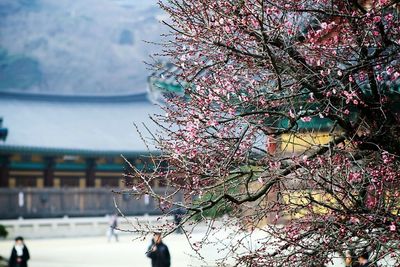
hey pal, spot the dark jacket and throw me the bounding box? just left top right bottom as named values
left=8, top=246, right=30, bottom=267
left=146, top=241, right=170, bottom=267
left=173, top=208, right=186, bottom=224
left=360, top=263, right=376, bottom=267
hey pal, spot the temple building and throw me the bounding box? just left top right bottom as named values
left=0, top=92, right=164, bottom=218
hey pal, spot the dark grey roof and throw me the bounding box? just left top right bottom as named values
left=0, top=144, right=153, bottom=157
left=0, top=95, right=161, bottom=152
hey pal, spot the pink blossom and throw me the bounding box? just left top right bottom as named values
left=207, top=119, right=218, bottom=127
left=350, top=217, right=360, bottom=224
left=348, top=172, right=362, bottom=183
left=385, top=13, right=393, bottom=22
left=373, top=16, right=381, bottom=23
left=224, top=26, right=232, bottom=34
left=300, top=116, right=312, bottom=122
left=142, top=2, right=400, bottom=265
left=320, top=22, right=328, bottom=29
left=386, top=66, right=394, bottom=75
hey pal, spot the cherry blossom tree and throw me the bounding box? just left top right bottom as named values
left=126, top=0, right=400, bottom=266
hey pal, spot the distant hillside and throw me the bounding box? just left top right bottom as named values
left=0, top=0, right=167, bottom=95
left=0, top=48, right=43, bottom=91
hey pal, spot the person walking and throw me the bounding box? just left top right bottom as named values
left=8, top=236, right=30, bottom=267
left=146, top=232, right=170, bottom=267
left=107, top=213, right=119, bottom=242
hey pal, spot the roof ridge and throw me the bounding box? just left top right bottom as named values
left=0, top=144, right=157, bottom=156
left=0, top=91, right=151, bottom=103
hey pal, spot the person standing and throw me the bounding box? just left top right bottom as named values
left=345, top=250, right=359, bottom=267
left=146, top=232, right=170, bottom=267
left=8, top=236, right=30, bottom=267
left=173, top=207, right=186, bottom=234
left=358, top=250, right=376, bottom=267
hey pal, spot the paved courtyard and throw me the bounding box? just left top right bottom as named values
left=0, top=233, right=220, bottom=267
left=0, top=230, right=347, bottom=267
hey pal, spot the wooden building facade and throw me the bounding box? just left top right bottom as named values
left=0, top=146, right=154, bottom=189
left=0, top=145, right=172, bottom=219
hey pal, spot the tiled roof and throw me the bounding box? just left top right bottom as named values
left=0, top=94, right=162, bottom=152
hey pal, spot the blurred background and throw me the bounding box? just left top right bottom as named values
left=0, top=1, right=192, bottom=266
left=0, top=0, right=166, bottom=95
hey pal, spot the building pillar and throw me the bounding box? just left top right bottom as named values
left=0, top=154, right=10, bottom=187
left=44, top=156, right=55, bottom=187
left=85, top=158, right=96, bottom=187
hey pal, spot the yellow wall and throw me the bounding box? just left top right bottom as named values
left=114, top=157, right=123, bottom=164
left=96, top=157, right=106, bottom=164
left=282, top=190, right=336, bottom=219
left=53, top=178, right=61, bottom=188
left=95, top=179, right=102, bottom=188
left=79, top=178, right=86, bottom=188
left=9, top=178, right=16, bottom=188
left=36, top=178, right=44, bottom=188
left=10, top=154, right=21, bottom=162
left=31, top=155, right=43, bottom=163
left=280, top=132, right=332, bottom=153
